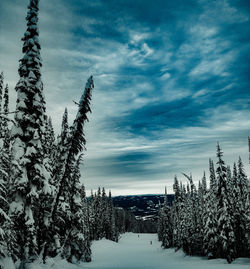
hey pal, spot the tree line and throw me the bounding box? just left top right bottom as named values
left=158, top=143, right=250, bottom=263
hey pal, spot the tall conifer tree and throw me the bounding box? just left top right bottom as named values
left=9, top=0, right=51, bottom=261
left=216, top=143, right=236, bottom=263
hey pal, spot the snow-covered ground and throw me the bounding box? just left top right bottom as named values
left=1, top=233, right=250, bottom=269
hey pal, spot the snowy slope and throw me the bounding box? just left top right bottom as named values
left=1, top=233, right=249, bottom=269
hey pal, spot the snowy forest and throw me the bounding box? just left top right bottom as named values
left=0, top=0, right=137, bottom=267
left=158, top=144, right=250, bottom=263
left=0, top=0, right=250, bottom=268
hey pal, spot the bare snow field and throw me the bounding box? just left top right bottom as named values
left=1, top=233, right=250, bottom=269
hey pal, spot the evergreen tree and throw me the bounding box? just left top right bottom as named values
left=233, top=157, right=249, bottom=257
left=63, top=155, right=91, bottom=262
left=9, top=0, right=52, bottom=262
left=49, top=76, right=94, bottom=228
left=160, top=148, right=249, bottom=262
left=182, top=173, right=201, bottom=255
left=209, top=159, right=217, bottom=192
left=203, top=159, right=218, bottom=258
left=216, top=143, right=236, bottom=263
left=232, top=162, right=238, bottom=186
left=172, top=176, right=181, bottom=249
left=52, top=108, right=70, bottom=188
left=159, top=188, right=173, bottom=249
left=88, top=190, right=96, bottom=241
left=95, top=187, right=103, bottom=240
left=101, top=188, right=109, bottom=239
left=80, top=185, right=91, bottom=262
left=44, top=76, right=94, bottom=260
left=108, top=191, right=118, bottom=242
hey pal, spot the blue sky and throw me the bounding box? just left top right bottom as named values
left=0, top=0, right=250, bottom=195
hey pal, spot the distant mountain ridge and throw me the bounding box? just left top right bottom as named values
left=112, top=194, right=174, bottom=219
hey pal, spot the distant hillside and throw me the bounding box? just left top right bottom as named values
left=113, top=194, right=174, bottom=219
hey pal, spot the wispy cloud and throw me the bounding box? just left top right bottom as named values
left=0, top=0, right=250, bottom=195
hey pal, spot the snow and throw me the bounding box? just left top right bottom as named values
left=6, top=233, right=249, bottom=269
left=0, top=257, right=16, bottom=269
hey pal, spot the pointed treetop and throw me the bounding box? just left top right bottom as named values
left=69, top=75, right=94, bottom=155
left=19, top=0, right=42, bottom=79
left=61, top=107, right=69, bottom=133
left=163, top=187, right=168, bottom=206
left=108, top=190, right=113, bottom=203
left=216, top=143, right=226, bottom=175
left=216, top=142, right=226, bottom=169
left=202, top=171, right=207, bottom=192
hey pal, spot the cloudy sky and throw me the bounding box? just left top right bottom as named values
left=0, top=0, right=250, bottom=195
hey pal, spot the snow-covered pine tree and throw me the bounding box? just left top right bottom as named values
left=42, top=116, right=56, bottom=193
left=88, top=190, right=96, bottom=241
left=157, top=187, right=167, bottom=242
left=50, top=76, right=94, bottom=224
left=226, top=165, right=235, bottom=208
left=108, top=190, right=118, bottom=242
left=44, top=76, right=94, bottom=261
left=216, top=143, right=236, bottom=263
left=209, top=159, right=217, bottom=192
left=182, top=183, right=194, bottom=255
left=158, top=210, right=164, bottom=242
left=52, top=108, right=70, bottom=188
left=43, top=116, right=55, bottom=157
left=182, top=173, right=201, bottom=255
left=196, top=172, right=207, bottom=255
left=231, top=162, right=238, bottom=224
left=172, top=176, right=182, bottom=249
left=203, top=159, right=218, bottom=259
left=63, top=154, right=91, bottom=262
left=95, top=187, right=103, bottom=240
left=80, top=184, right=91, bottom=262
left=179, top=184, right=188, bottom=253
left=9, top=0, right=52, bottom=262
left=101, top=187, right=109, bottom=239
left=159, top=188, right=173, bottom=249
left=232, top=162, right=237, bottom=185
left=233, top=157, right=249, bottom=257
left=202, top=171, right=207, bottom=193
left=42, top=109, right=70, bottom=259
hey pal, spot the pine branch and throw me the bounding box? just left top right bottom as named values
left=0, top=114, right=16, bottom=125
left=182, top=172, right=191, bottom=181
left=73, top=100, right=80, bottom=106
left=0, top=110, right=19, bottom=114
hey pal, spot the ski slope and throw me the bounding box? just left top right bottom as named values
left=1, top=233, right=250, bottom=269
left=83, top=233, right=250, bottom=269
